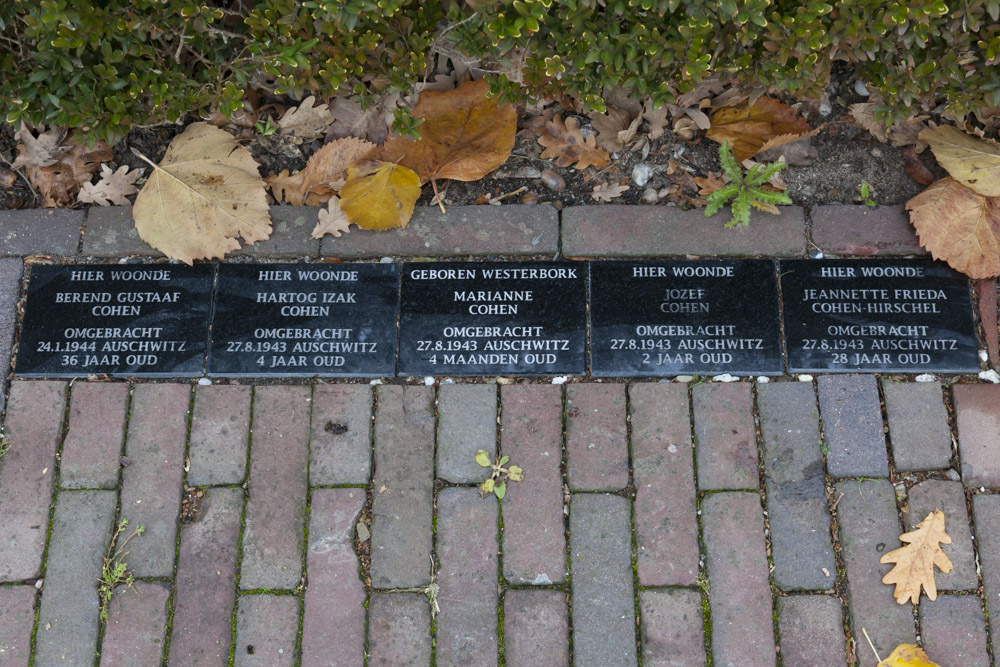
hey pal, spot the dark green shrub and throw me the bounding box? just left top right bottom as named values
left=2, top=0, right=998, bottom=145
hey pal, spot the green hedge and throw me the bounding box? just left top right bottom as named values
left=2, top=0, right=999, bottom=144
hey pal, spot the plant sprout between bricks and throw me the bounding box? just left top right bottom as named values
left=476, top=450, right=524, bottom=499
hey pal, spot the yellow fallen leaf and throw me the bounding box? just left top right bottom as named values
left=338, top=159, right=421, bottom=231
left=921, top=125, right=1000, bottom=197
left=707, top=96, right=813, bottom=162
left=906, top=178, right=1000, bottom=279
left=879, top=510, right=953, bottom=604
left=132, top=122, right=271, bottom=264
left=878, top=644, right=939, bottom=666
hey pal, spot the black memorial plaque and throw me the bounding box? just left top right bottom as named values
left=208, top=263, right=399, bottom=376
left=590, top=260, right=782, bottom=376
left=780, top=259, right=978, bottom=373
left=17, top=264, right=213, bottom=377
left=398, top=261, right=586, bottom=376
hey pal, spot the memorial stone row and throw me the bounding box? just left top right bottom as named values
left=15, top=259, right=980, bottom=378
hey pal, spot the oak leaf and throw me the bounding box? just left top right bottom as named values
left=265, top=137, right=375, bottom=205
left=906, top=178, right=1000, bottom=279
left=13, top=127, right=113, bottom=206
left=327, top=96, right=391, bottom=145
left=879, top=510, right=953, bottom=604
left=591, top=182, right=629, bottom=202
left=642, top=99, right=669, bottom=139
left=537, top=115, right=610, bottom=170
left=589, top=106, right=639, bottom=153
left=78, top=164, right=143, bottom=206
left=878, top=644, right=939, bottom=666
left=12, top=126, right=68, bottom=169
left=376, top=79, right=516, bottom=192
left=707, top=96, right=813, bottom=162
left=921, top=125, right=1000, bottom=197
left=278, top=96, right=335, bottom=140
left=132, top=122, right=271, bottom=264
left=338, top=159, right=421, bottom=231
left=311, top=196, right=352, bottom=239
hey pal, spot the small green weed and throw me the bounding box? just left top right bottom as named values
left=98, top=518, right=144, bottom=623
left=475, top=450, right=524, bottom=500
left=705, top=141, right=792, bottom=228
left=254, top=116, right=278, bottom=138
left=857, top=180, right=877, bottom=207
left=0, top=436, right=8, bottom=460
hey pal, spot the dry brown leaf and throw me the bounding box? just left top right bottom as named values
left=642, top=99, right=669, bottom=139
left=12, top=126, right=68, bottom=169
left=920, top=125, right=1000, bottom=197
left=672, top=117, right=699, bottom=141
left=877, top=644, right=940, bottom=667
left=756, top=136, right=819, bottom=166
left=77, top=164, right=143, bottom=206
left=327, top=96, right=391, bottom=145
left=695, top=172, right=727, bottom=196
left=264, top=169, right=306, bottom=205
left=707, top=96, right=813, bottom=162
left=903, top=147, right=935, bottom=186
left=376, top=79, right=516, bottom=190
left=15, top=130, right=113, bottom=207
left=879, top=510, right=954, bottom=604
left=265, top=138, right=375, bottom=206
left=683, top=107, right=712, bottom=130
left=850, top=102, right=888, bottom=143
left=538, top=115, right=611, bottom=170
left=591, top=182, right=629, bottom=202
left=338, top=159, right=421, bottom=231
left=602, top=85, right=644, bottom=118
left=906, top=178, right=1000, bottom=279
left=278, top=96, right=335, bottom=140
left=132, top=122, right=271, bottom=264
left=677, top=78, right=726, bottom=109
left=589, top=106, right=633, bottom=152
left=311, top=196, right=352, bottom=239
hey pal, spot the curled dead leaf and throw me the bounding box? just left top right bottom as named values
left=902, top=148, right=935, bottom=186
left=906, top=178, right=1000, bottom=279
left=338, top=159, right=421, bottom=231
left=707, top=96, right=812, bottom=162
left=589, top=106, right=638, bottom=153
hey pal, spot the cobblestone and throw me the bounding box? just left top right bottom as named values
left=0, top=586, right=36, bottom=665
left=234, top=206, right=320, bottom=258
left=953, top=383, right=1000, bottom=487
left=905, top=480, right=977, bottom=590
left=570, top=493, right=637, bottom=667
left=187, top=384, right=251, bottom=486
left=503, top=590, right=569, bottom=667
left=566, top=383, right=628, bottom=491
left=835, top=479, right=915, bottom=667
left=639, top=589, right=706, bottom=667
left=367, top=593, right=431, bottom=667
left=0, top=380, right=67, bottom=582
left=120, top=383, right=189, bottom=577
left=919, top=594, right=989, bottom=665
left=693, top=382, right=758, bottom=490
left=972, top=494, right=1000, bottom=649
left=0, top=257, right=20, bottom=410
left=436, top=488, right=498, bottom=667
left=630, top=382, right=699, bottom=587
left=0, top=208, right=82, bottom=256
left=169, top=487, right=243, bottom=666
left=323, top=205, right=558, bottom=258
left=60, top=382, right=128, bottom=489
left=563, top=205, right=806, bottom=256
left=99, top=581, right=170, bottom=667
left=500, top=384, right=566, bottom=585
left=234, top=594, right=299, bottom=667
left=702, top=492, right=776, bottom=667
left=301, top=488, right=366, bottom=667
left=777, top=596, right=846, bottom=667
left=818, top=375, right=889, bottom=478
left=82, top=206, right=159, bottom=256
left=370, top=386, right=434, bottom=588
left=309, top=384, right=372, bottom=486
left=34, top=490, right=116, bottom=666
left=810, top=205, right=925, bottom=256
left=437, top=383, right=497, bottom=484
left=242, top=385, right=310, bottom=590
left=758, top=383, right=836, bottom=591
left=881, top=380, right=952, bottom=471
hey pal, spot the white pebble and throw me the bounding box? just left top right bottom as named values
left=632, top=163, right=654, bottom=188
left=441, top=377, right=455, bottom=384
left=641, top=187, right=659, bottom=204
left=369, top=379, right=384, bottom=385
left=756, top=376, right=770, bottom=383
left=980, top=350, right=989, bottom=362
left=712, top=373, right=739, bottom=383
left=978, top=369, right=1000, bottom=384
left=674, top=375, right=695, bottom=383
left=551, top=376, right=569, bottom=385
left=915, top=373, right=937, bottom=382
left=810, top=250, right=825, bottom=259
left=797, top=374, right=814, bottom=382
left=380, top=256, right=393, bottom=263
left=819, top=101, right=832, bottom=117
left=854, top=80, right=871, bottom=97
left=35, top=579, right=43, bottom=590
left=197, top=377, right=212, bottom=386
left=423, top=376, right=436, bottom=386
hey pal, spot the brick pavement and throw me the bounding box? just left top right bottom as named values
left=0, top=294, right=999, bottom=665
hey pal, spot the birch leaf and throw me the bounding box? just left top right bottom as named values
left=338, top=159, right=421, bottom=231
left=921, top=125, right=1000, bottom=196
left=878, top=644, right=939, bottom=666
left=132, top=122, right=271, bottom=264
